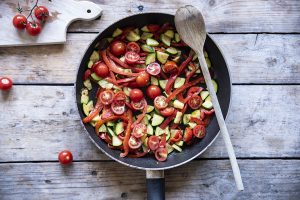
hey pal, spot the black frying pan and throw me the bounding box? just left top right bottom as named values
left=76, top=13, right=231, bottom=200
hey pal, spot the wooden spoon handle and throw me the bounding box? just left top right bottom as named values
left=197, top=52, right=244, bottom=191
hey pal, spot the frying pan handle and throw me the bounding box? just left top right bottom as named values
left=146, top=170, right=165, bottom=200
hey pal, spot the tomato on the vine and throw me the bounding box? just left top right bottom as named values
left=146, top=85, right=161, bottom=99
left=34, top=6, right=49, bottom=21
left=110, top=40, right=126, bottom=56
left=26, top=21, right=41, bottom=36
left=12, top=14, right=27, bottom=29
left=58, top=150, right=73, bottom=165
left=0, top=77, right=13, bottom=91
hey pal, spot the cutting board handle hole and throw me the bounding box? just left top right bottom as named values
left=87, top=9, right=91, bottom=13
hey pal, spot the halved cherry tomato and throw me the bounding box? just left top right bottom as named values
left=12, top=14, right=27, bottom=29
left=129, top=88, right=143, bottom=102
left=169, top=130, right=182, bottom=144
left=159, top=134, right=166, bottom=148
left=160, top=107, right=175, bottom=117
left=0, top=77, right=13, bottom=91
left=193, top=125, right=206, bottom=138
left=147, top=24, right=160, bottom=33
left=187, top=86, right=203, bottom=96
left=146, top=85, right=161, bottom=99
left=163, top=61, right=178, bottom=74
left=84, top=69, right=92, bottom=80
left=188, top=95, right=202, bottom=109
left=99, top=90, right=114, bottom=105
left=155, top=147, right=168, bottom=162
left=148, top=136, right=160, bottom=151
left=58, top=150, right=73, bottom=165
left=114, top=91, right=127, bottom=101
left=125, top=51, right=140, bottom=64
left=93, top=62, right=109, bottom=78
left=110, top=40, right=126, bottom=56
left=183, top=127, right=193, bottom=143
left=131, top=98, right=146, bottom=110
left=128, top=136, right=142, bottom=149
left=146, top=62, right=161, bottom=76
left=136, top=72, right=150, bottom=87
left=132, top=123, right=147, bottom=138
left=154, top=96, right=168, bottom=110
left=126, top=42, right=140, bottom=53
left=111, top=100, right=126, bottom=115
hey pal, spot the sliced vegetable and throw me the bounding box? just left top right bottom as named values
left=126, top=31, right=140, bottom=42
left=172, top=144, right=182, bottom=152
left=141, top=44, right=155, bottom=53
left=146, top=38, right=159, bottom=46
left=145, top=53, right=156, bottom=65
left=157, top=51, right=169, bottom=64
left=164, top=30, right=174, bottom=39
left=174, top=77, right=185, bottom=88
left=166, top=47, right=178, bottom=55
left=83, top=79, right=92, bottom=90
left=112, top=28, right=123, bottom=37
left=174, top=33, right=180, bottom=43
left=160, top=34, right=171, bottom=46
left=202, top=100, right=213, bottom=109
left=141, top=32, right=153, bottom=40
left=151, top=76, right=159, bottom=85
left=200, top=91, right=210, bottom=100
left=174, top=111, right=183, bottom=124
left=159, top=80, right=168, bottom=89
left=151, top=113, right=164, bottom=126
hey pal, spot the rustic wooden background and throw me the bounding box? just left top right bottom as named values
left=0, top=0, right=299, bottom=199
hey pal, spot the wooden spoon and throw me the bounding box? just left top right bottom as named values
left=175, top=5, right=244, bottom=191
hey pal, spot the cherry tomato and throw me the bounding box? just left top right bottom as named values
left=110, top=40, right=126, bottom=56
left=93, top=62, right=109, bottom=78
left=136, top=72, right=150, bottom=87
left=193, top=125, right=206, bottom=138
left=159, top=134, right=166, bottom=148
left=146, top=85, right=161, bottom=99
left=99, top=90, right=114, bottom=105
left=163, top=61, right=178, bottom=73
left=12, top=14, right=27, bottom=29
left=34, top=6, right=49, bottom=21
left=84, top=69, right=92, bottom=80
left=126, top=42, right=140, bottom=53
left=146, top=62, right=161, bottom=76
left=148, top=136, right=160, bottom=151
left=0, top=77, right=13, bottom=91
left=169, top=131, right=182, bottom=144
left=203, top=108, right=215, bottom=116
left=155, top=147, right=168, bottom=162
left=188, top=95, right=202, bottom=109
left=160, top=107, right=175, bottom=117
left=26, top=21, right=41, bottom=36
left=128, top=136, right=142, bottom=149
left=132, top=123, right=147, bottom=138
left=183, top=127, right=193, bottom=143
left=129, top=88, right=143, bottom=102
left=58, top=150, right=73, bottom=165
left=131, top=98, right=146, bottom=110
left=125, top=51, right=140, bottom=64
left=101, top=107, right=114, bottom=119
left=111, top=100, right=126, bottom=115
left=154, top=96, right=168, bottom=110
left=114, top=91, right=127, bottom=101
left=187, top=86, right=203, bottom=96
left=147, top=24, right=160, bottom=33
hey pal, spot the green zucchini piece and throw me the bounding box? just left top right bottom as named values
left=83, top=100, right=93, bottom=116
left=141, top=44, right=155, bottom=53
left=89, top=121, right=96, bottom=127
left=173, top=100, right=184, bottom=109
left=183, top=114, right=191, bottom=125
left=200, top=91, right=209, bottom=100
left=146, top=114, right=152, bottom=120
left=147, top=124, right=154, bottom=135
left=160, top=34, right=171, bottom=46
left=155, top=126, right=169, bottom=136
left=191, top=110, right=201, bottom=119
left=106, top=38, right=113, bottom=43
left=159, top=80, right=168, bottom=89
left=151, top=76, right=159, bottom=86
left=166, top=143, right=174, bottom=154
left=142, top=116, right=149, bottom=125
left=126, top=31, right=140, bottom=42
left=172, top=56, right=181, bottom=63
left=141, top=32, right=153, bottom=40
left=119, top=56, right=125, bottom=63
left=146, top=105, right=154, bottom=113
left=107, top=127, right=115, bottom=138
left=192, top=53, right=198, bottom=61
left=174, top=33, right=180, bottom=43
left=98, top=124, right=107, bottom=133
left=174, top=111, right=183, bottom=124
left=176, top=140, right=184, bottom=146
left=112, top=28, right=123, bottom=37
left=174, top=77, right=185, bottom=88
left=152, top=113, right=164, bottom=126
left=166, top=47, right=178, bottom=55
left=91, top=115, right=101, bottom=122
left=157, top=51, right=169, bottom=64
left=212, top=79, right=218, bottom=92
left=91, top=73, right=102, bottom=81
left=188, top=122, right=197, bottom=128
left=133, top=28, right=140, bottom=35
left=98, top=79, right=114, bottom=89
left=172, top=144, right=182, bottom=152
left=205, top=57, right=211, bottom=68
left=81, top=95, right=89, bottom=104
left=112, top=136, right=122, bottom=146
left=145, top=53, right=156, bottom=65
left=123, top=87, right=131, bottom=96
left=204, top=51, right=208, bottom=58
left=83, top=79, right=92, bottom=90
left=107, top=121, right=115, bottom=127
left=146, top=38, right=159, bottom=46
left=206, top=95, right=212, bottom=102
left=87, top=60, right=94, bottom=68
left=90, top=51, right=100, bottom=62
left=114, top=122, right=124, bottom=135
left=141, top=25, right=150, bottom=32
left=202, top=100, right=213, bottom=109
left=164, top=30, right=174, bottom=39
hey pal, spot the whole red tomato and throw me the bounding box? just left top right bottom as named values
left=12, top=14, right=27, bottom=29
left=34, top=6, right=49, bottom=21
left=146, top=85, right=161, bottom=99
left=58, top=150, right=73, bottom=165
left=136, top=72, right=150, bottom=87
left=110, top=40, right=126, bottom=56
left=0, top=77, right=13, bottom=91
left=26, top=21, right=42, bottom=36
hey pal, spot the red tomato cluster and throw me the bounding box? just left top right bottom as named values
left=12, top=5, right=49, bottom=36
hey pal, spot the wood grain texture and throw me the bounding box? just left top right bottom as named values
left=0, top=85, right=299, bottom=162
left=0, top=0, right=102, bottom=46
left=65, top=0, right=300, bottom=33
left=0, top=34, right=299, bottom=84
left=0, top=160, right=299, bottom=200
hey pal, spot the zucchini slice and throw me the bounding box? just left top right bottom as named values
left=155, top=126, right=170, bottom=136
left=205, top=57, right=211, bottom=68
left=174, top=33, right=181, bottom=43
left=160, top=34, right=171, bottom=46
left=81, top=95, right=89, bottom=104
left=151, top=76, right=159, bottom=86
left=145, top=53, right=156, bottom=65
left=112, top=28, right=123, bottom=37
left=123, top=87, right=131, bottom=96
left=166, top=47, right=178, bottom=55
left=200, top=91, right=210, bottom=100
left=191, top=110, right=201, bottom=119
left=112, top=136, right=122, bottom=146
left=87, top=60, right=94, bottom=68
left=98, top=124, right=107, bottom=133
left=90, top=51, right=100, bottom=62
left=147, top=124, right=154, bottom=135
left=212, top=79, right=218, bottom=93
left=174, top=111, right=183, bottom=124
left=159, top=80, right=168, bottom=89
left=151, top=114, right=164, bottom=126
left=141, top=44, right=155, bottom=53
left=126, top=31, right=140, bottom=42
left=83, top=100, right=93, bottom=116
left=91, top=73, right=102, bottom=81
left=173, top=100, right=184, bottom=109
left=188, top=122, right=197, bottom=128
left=164, top=30, right=174, bottom=39
left=114, top=122, right=124, bottom=135
left=141, top=32, right=153, bottom=40
left=174, top=77, right=185, bottom=88
left=146, top=105, right=154, bottom=113
left=157, top=51, right=169, bottom=64
left=166, top=143, right=174, bottom=154
left=141, top=25, right=150, bottom=32
left=83, top=79, right=92, bottom=90
left=202, top=100, right=213, bottom=110
left=98, top=79, right=114, bottom=89
left=146, top=38, right=159, bottom=46
left=172, top=144, right=182, bottom=152
left=183, top=114, right=191, bottom=125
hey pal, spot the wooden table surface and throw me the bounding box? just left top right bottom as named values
left=0, top=0, right=299, bottom=199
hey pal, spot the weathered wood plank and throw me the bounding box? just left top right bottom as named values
left=0, top=85, right=299, bottom=161
left=66, top=0, right=300, bottom=33
left=0, top=160, right=299, bottom=200
left=0, top=34, right=299, bottom=84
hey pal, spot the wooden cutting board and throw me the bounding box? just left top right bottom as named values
left=0, top=0, right=102, bottom=47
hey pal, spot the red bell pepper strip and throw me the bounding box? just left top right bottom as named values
left=84, top=69, right=92, bottom=80
left=95, top=115, right=128, bottom=135
left=160, top=70, right=168, bottom=80
left=120, top=110, right=133, bottom=158
left=159, top=134, right=167, bottom=148
left=82, top=99, right=103, bottom=123
left=169, top=130, right=183, bottom=144
left=131, top=102, right=148, bottom=129
left=101, top=50, right=141, bottom=77
left=116, top=77, right=136, bottom=84
left=166, top=77, right=204, bottom=103
left=159, top=111, right=177, bottom=129
left=190, top=117, right=211, bottom=126
left=177, top=93, right=185, bottom=102
left=105, top=77, right=119, bottom=86
left=186, top=62, right=197, bottom=83
left=107, top=51, right=145, bottom=72
left=109, top=71, right=118, bottom=86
